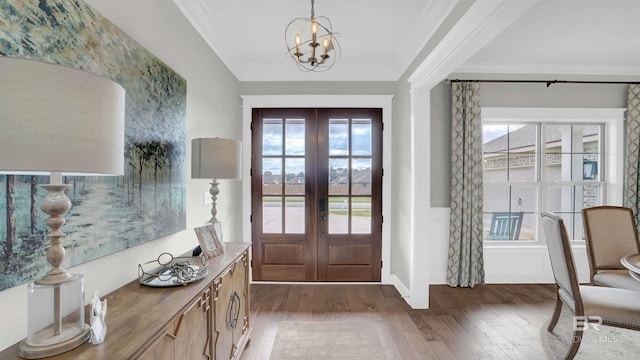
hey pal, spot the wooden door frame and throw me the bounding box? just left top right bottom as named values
left=241, top=95, right=394, bottom=284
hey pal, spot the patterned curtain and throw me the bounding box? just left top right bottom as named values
left=447, top=82, right=484, bottom=287
left=624, top=84, right=640, bottom=225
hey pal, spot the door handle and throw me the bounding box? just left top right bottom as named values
left=227, top=291, right=241, bottom=329
left=319, top=198, right=326, bottom=212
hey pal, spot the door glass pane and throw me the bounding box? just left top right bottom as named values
left=285, top=158, right=305, bottom=195
left=263, top=158, right=282, bottom=195
left=285, top=197, right=305, bottom=234
left=263, top=119, right=282, bottom=155
left=263, top=197, right=282, bottom=233
left=352, top=119, right=371, bottom=155
left=329, top=158, right=349, bottom=195
left=351, top=197, right=371, bottom=234
left=329, top=119, right=349, bottom=155
left=328, top=197, right=348, bottom=234
left=352, top=158, right=371, bottom=195
left=285, top=119, right=305, bottom=155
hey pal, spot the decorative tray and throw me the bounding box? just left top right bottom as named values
left=138, top=252, right=209, bottom=287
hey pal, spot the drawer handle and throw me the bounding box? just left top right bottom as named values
left=227, top=291, right=241, bottom=329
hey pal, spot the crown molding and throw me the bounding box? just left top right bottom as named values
left=455, top=62, right=640, bottom=77
left=408, top=0, right=539, bottom=91
left=393, top=0, right=458, bottom=80
left=173, top=0, right=242, bottom=78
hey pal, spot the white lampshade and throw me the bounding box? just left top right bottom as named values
left=191, top=138, right=242, bottom=180
left=0, top=57, right=125, bottom=176
left=0, top=57, right=126, bottom=358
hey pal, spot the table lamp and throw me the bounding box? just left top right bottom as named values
left=191, top=138, right=242, bottom=242
left=0, top=57, right=125, bottom=358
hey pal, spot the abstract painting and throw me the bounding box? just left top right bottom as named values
left=0, top=0, right=187, bottom=291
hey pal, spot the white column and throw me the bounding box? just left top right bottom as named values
left=408, top=86, right=431, bottom=309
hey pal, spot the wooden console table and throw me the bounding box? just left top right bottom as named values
left=0, top=242, right=252, bottom=360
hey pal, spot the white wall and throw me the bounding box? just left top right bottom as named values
left=0, top=0, right=242, bottom=351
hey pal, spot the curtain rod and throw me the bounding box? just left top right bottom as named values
left=447, top=79, right=640, bottom=87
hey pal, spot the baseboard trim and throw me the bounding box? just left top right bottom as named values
left=388, top=274, right=410, bottom=298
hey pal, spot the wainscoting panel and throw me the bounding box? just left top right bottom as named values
left=428, top=207, right=590, bottom=284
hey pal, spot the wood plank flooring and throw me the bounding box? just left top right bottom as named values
left=240, top=283, right=557, bottom=360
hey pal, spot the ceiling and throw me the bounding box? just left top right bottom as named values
left=173, top=0, right=640, bottom=82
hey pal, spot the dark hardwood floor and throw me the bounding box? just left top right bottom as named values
left=240, top=283, right=557, bottom=359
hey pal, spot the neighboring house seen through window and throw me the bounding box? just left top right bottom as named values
left=481, top=108, right=625, bottom=244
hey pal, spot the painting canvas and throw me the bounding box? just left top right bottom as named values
left=0, top=0, right=187, bottom=291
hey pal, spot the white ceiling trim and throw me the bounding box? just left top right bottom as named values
left=392, top=0, right=459, bottom=80
left=174, top=0, right=459, bottom=82
left=172, top=0, right=242, bottom=79
left=408, top=0, right=539, bottom=90
left=455, top=62, right=640, bottom=77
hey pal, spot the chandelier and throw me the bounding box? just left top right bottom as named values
left=285, top=0, right=340, bottom=72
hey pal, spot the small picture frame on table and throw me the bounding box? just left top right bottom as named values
left=194, top=224, right=224, bottom=258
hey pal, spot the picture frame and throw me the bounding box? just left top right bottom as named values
left=194, top=224, right=224, bottom=258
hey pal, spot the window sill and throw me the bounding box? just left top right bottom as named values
left=484, top=242, right=586, bottom=250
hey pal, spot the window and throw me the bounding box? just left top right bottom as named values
left=481, top=108, right=625, bottom=243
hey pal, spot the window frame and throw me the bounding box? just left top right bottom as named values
left=481, top=107, right=626, bottom=245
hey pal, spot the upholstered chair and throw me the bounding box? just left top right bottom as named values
left=582, top=206, right=640, bottom=291
left=541, top=212, right=640, bottom=360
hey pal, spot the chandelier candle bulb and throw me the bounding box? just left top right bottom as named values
left=312, top=21, right=318, bottom=42
left=295, top=34, right=301, bottom=56
left=322, top=38, right=329, bottom=56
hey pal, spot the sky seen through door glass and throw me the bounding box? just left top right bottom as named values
left=262, top=118, right=372, bottom=175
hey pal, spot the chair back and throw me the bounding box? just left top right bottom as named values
left=541, top=212, right=582, bottom=310
left=582, top=206, right=640, bottom=272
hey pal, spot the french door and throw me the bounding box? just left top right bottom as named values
left=251, top=108, right=382, bottom=281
